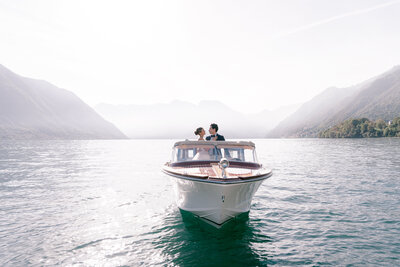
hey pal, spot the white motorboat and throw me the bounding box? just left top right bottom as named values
left=162, top=140, right=272, bottom=225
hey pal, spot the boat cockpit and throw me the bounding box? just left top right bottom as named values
left=163, top=140, right=271, bottom=182
left=170, top=140, right=258, bottom=163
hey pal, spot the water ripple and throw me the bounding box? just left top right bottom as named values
left=0, top=139, right=399, bottom=266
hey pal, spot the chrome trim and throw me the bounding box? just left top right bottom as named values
left=162, top=169, right=272, bottom=185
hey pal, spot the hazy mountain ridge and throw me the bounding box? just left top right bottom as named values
left=328, top=68, right=400, bottom=123
left=95, top=101, right=300, bottom=139
left=267, top=66, right=400, bottom=138
left=266, top=84, right=366, bottom=138
left=7, top=61, right=399, bottom=140
left=0, top=64, right=127, bottom=139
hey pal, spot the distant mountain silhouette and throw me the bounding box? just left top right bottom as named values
left=268, top=66, right=400, bottom=137
left=95, top=100, right=299, bottom=139
left=0, top=64, right=127, bottom=139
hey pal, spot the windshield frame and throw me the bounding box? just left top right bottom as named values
left=171, top=143, right=258, bottom=163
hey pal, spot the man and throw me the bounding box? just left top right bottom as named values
left=206, top=123, right=226, bottom=159
left=206, top=123, right=225, bottom=141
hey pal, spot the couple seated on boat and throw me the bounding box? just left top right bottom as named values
left=193, top=123, right=225, bottom=160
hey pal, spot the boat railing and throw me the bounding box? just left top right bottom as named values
left=168, top=160, right=261, bottom=169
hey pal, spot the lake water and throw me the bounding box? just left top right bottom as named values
left=0, top=139, right=399, bottom=266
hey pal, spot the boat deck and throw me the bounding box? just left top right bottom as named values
left=163, top=161, right=271, bottom=181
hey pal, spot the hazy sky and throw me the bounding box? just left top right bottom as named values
left=1, top=0, right=400, bottom=113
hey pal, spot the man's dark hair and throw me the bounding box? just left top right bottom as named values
left=210, top=123, right=219, bottom=132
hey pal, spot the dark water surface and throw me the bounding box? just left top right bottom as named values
left=0, top=139, right=399, bottom=266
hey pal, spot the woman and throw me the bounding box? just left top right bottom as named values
left=193, top=127, right=210, bottom=160
left=194, top=127, right=206, bottom=140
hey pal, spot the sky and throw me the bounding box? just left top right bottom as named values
left=1, top=0, right=400, bottom=113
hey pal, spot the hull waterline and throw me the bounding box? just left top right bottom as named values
left=169, top=176, right=267, bottom=225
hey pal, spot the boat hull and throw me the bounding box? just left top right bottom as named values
left=169, top=176, right=266, bottom=225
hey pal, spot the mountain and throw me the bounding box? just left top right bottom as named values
left=266, top=86, right=361, bottom=137
left=0, top=64, right=127, bottom=139
left=327, top=67, right=400, bottom=123
left=267, top=66, right=400, bottom=138
left=95, top=101, right=300, bottom=139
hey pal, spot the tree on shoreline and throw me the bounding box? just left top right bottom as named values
left=318, top=117, right=400, bottom=138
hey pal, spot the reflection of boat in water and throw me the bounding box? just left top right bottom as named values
left=148, top=207, right=270, bottom=266
left=162, top=141, right=272, bottom=225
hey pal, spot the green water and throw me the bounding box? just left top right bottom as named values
left=1, top=139, right=399, bottom=266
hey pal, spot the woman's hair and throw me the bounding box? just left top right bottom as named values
left=194, top=127, right=203, bottom=136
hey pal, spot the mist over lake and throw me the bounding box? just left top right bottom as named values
left=1, top=139, right=399, bottom=266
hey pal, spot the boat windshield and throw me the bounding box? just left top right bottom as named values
left=171, top=144, right=257, bottom=163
